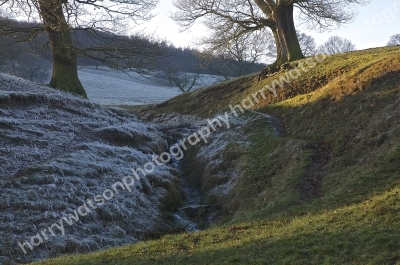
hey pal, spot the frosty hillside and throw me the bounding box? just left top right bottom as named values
left=0, top=71, right=249, bottom=262
left=0, top=72, right=278, bottom=264
left=0, top=74, right=184, bottom=263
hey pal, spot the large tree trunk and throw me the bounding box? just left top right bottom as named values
left=38, top=0, right=87, bottom=98
left=275, top=3, right=303, bottom=62
left=258, top=3, right=304, bottom=81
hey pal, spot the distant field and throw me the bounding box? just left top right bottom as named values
left=78, top=66, right=221, bottom=106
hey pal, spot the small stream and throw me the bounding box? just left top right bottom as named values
left=166, top=126, right=217, bottom=232
left=163, top=110, right=284, bottom=232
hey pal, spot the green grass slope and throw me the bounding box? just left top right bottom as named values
left=31, top=46, right=400, bottom=265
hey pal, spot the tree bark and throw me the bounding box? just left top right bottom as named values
left=258, top=2, right=304, bottom=80
left=38, top=0, right=87, bottom=98
left=272, top=27, right=288, bottom=66
left=275, top=3, right=303, bottom=62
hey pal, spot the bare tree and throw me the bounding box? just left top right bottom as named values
left=198, top=27, right=273, bottom=80
left=297, top=31, right=316, bottom=56
left=170, top=71, right=201, bottom=92
left=172, top=0, right=369, bottom=80
left=317, top=35, right=356, bottom=55
left=157, top=62, right=202, bottom=92
left=0, top=0, right=159, bottom=97
left=387, top=34, right=400, bottom=46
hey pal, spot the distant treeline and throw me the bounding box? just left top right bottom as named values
left=0, top=17, right=266, bottom=82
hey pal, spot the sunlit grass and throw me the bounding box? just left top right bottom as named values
left=141, top=46, right=400, bottom=117
left=31, top=185, right=400, bottom=265
left=30, top=45, right=400, bottom=265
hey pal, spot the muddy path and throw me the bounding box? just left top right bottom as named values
left=249, top=110, right=331, bottom=203
left=298, top=142, right=331, bottom=203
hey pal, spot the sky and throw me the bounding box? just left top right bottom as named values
left=138, top=0, right=400, bottom=50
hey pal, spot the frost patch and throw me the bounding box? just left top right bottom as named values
left=0, top=74, right=179, bottom=263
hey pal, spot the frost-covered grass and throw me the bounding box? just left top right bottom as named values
left=0, top=74, right=182, bottom=264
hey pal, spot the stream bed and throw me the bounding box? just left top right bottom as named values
left=165, top=126, right=220, bottom=233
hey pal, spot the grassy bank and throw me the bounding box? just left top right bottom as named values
left=30, top=46, right=400, bottom=265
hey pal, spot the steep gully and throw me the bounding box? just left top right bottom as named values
left=160, top=110, right=330, bottom=232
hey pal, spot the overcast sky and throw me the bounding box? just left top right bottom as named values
left=137, top=0, right=400, bottom=50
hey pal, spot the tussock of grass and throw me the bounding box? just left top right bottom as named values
left=31, top=46, right=400, bottom=265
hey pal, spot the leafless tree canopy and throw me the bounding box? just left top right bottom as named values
left=1, top=0, right=158, bottom=32
left=317, top=35, right=356, bottom=55
left=173, top=0, right=368, bottom=31
left=202, top=26, right=273, bottom=63
left=297, top=31, right=316, bottom=56
left=0, top=0, right=161, bottom=65
left=295, top=0, right=367, bottom=29
left=0, top=0, right=160, bottom=96
left=172, top=0, right=369, bottom=78
left=387, top=34, right=400, bottom=46
left=197, top=26, right=273, bottom=79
